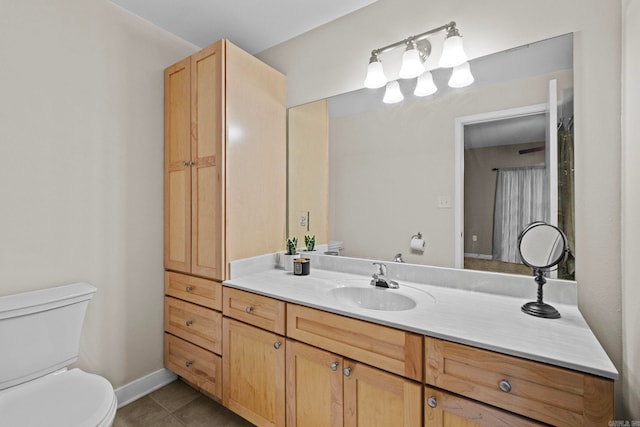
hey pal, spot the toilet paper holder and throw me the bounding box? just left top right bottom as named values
left=410, top=232, right=426, bottom=253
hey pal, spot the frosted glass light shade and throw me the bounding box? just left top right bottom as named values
left=364, top=60, right=387, bottom=88
left=383, top=81, right=404, bottom=104
left=438, top=35, right=467, bottom=68
left=399, top=48, right=425, bottom=79
left=414, top=71, right=437, bottom=97
left=448, top=62, right=474, bottom=88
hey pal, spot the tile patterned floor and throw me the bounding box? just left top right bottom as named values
left=114, top=379, right=254, bottom=427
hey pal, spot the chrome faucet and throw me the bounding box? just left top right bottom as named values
left=371, top=262, right=399, bottom=289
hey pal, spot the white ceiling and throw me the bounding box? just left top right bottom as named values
left=110, top=0, right=378, bottom=54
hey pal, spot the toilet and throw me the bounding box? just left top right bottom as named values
left=0, top=283, right=117, bottom=427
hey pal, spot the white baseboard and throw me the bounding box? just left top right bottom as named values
left=114, top=368, right=177, bottom=408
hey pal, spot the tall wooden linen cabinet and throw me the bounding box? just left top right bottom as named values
left=163, top=40, right=286, bottom=400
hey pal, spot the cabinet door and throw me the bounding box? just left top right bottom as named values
left=286, top=340, right=343, bottom=427
left=164, top=57, right=191, bottom=273
left=190, top=41, right=225, bottom=280
left=424, top=386, right=544, bottom=427
left=343, top=361, right=421, bottom=427
left=222, top=318, right=285, bottom=427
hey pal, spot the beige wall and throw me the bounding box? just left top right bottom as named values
left=259, top=0, right=627, bottom=416
left=622, top=0, right=639, bottom=419
left=0, top=0, right=197, bottom=387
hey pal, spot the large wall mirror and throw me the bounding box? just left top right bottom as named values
left=288, top=33, right=574, bottom=278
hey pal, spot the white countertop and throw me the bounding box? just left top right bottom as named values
left=225, top=256, right=618, bottom=380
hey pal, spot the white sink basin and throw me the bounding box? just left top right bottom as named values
left=329, top=286, right=417, bottom=311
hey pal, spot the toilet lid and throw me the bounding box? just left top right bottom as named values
left=0, top=368, right=117, bottom=427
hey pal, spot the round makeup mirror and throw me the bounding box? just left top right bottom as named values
left=517, top=222, right=568, bottom=319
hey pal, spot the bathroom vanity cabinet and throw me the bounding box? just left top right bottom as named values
left=218, top=283, right=614, bottom=427
left=164, top=39, right=286, bottom=282
left=221, top=287, right=420, bottom=427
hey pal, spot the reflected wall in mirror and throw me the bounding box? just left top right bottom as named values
left=287, top=34, right=574, bottom=277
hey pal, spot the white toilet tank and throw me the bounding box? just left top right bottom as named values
left=0, top=283, right=97, bottom=390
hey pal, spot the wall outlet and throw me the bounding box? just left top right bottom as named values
left=297, top=210, right=309, bottom=232
left=437, top=196, right=452, bottom=209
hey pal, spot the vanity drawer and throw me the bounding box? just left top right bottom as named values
left=164, top=333, right=222, bottom=399
left=222, top=287, right=286, bottom=334
left=165, top=271, right=222, bottom=310
left=287, top=304, right=422, bottom=381
left=424, top=337, right=613, bottom=426
left=165, top=296, right=222, bottom=354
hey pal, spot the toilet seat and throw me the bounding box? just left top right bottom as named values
left=0, top=368, right=117, bottom=427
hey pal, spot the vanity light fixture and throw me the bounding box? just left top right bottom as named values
left=438, top=25, right=468, bottom=68
left=363, top=21, right=473, bottom=99
left=398, top=39, right=427, bottom=79
left=383, top=80, right=404, bottom=104
left=364, top=52, right=387, bottom=89
left=448, top=61, right=475, bottom=88
left=414, top=71, right=437, bottom=97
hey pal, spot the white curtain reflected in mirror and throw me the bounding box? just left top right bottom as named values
left=493, top=166, right=548, bottom=263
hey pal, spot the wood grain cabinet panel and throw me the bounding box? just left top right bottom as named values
left=164, top=333, right=222, bottom=399
left=286, top=340, right=344, bottom=427
left=343, top=360, right=421, bottom=427
left=164, top=296, right=222, bottom=354
left=164, top=39, right=285, bottom=282
left=223, top=287, right=286, bottom=334
left=164, top=57, right=191, bottom=274
left=424, top=385, right=545, bottom=427
left=222, top=318, right=285, bottom=427
left=287, top=303, right=422, bottom=381
left=424, top=337, right=614, bottom=426
left=165, top=271, right=222, bottom=310
left=285, top=340, right=421, bottom=427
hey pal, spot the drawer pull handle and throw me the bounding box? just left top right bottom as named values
left=185, top=286, right=193, bottom=292
left=330, top=362, right=339, bottom=371
left=274, top=341, right=282, bottom=350
left=499, top=379, right=512, bottom=393
left=185, top=320, right=193, bottom=327
left=427, top=396, right=438, bottom=408
left=343, top=367, right=352, bottom=377
left=245, top=306, right=253, bottom=314
left=185, top=360, right=193, bottom=368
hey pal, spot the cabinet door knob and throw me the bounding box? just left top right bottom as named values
left=245, top=306, right=253, bottom=314
left=427, top=396, right=438, bottom=408
left=185, top=320, right=193, bottom=327
left=182, top=161, right=190, bottom=167
left=343, top=367, right=352, bottom=377
left=185, top=286, right=193, bottom=292
left=499, top=379, right=512, bottom=393
left=330, top=362, right=339, bottom=371
left=185, top=360, right=193, bottom=368
left=273, top=341, right=282, bottom=350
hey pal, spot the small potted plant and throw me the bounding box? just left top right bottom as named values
left=282, top=237, right=299, bottom=271
left=304, top=235, right=316, bottom=252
